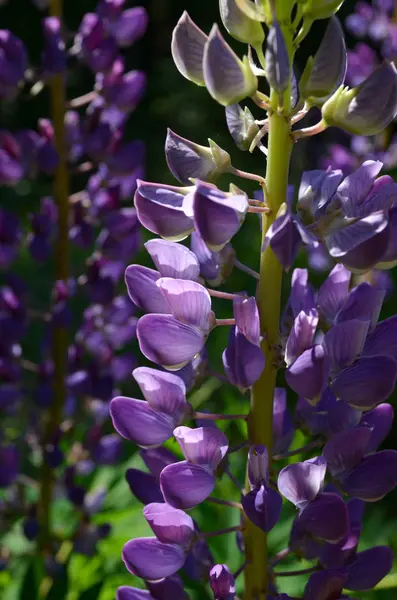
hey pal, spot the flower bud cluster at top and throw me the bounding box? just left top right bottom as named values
left=0, top=0, right=147, bottom=573
left=110, top=1, right=397, bottom=600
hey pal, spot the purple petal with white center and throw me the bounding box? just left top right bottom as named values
left=160, top=461, right=216, bottom=509
left=116, top=587, right=154, bottom=600
left=209, top=564, right=236, bottom=600
left=133, top=367, right=188, bottom=420
left=330, top=355, right=397, bottom=409
left=222, top=327, right=265, bottom=390
left=303, top=569, right=347, bottom=600
left=336, top=282, right=385, bottom=331
left=203, top=25, right=257, bottom=106
left=248, top=445, right=269, bottom=487
left=323, top=427, right=372, bottom=479
left=122, top=537, right=185, bottom=580
left=325, top=212, right=390, bottom=272
left=193, top=182, right=248, bottom=251
left=341, top=449, right=397, bottom=501
left=285, top=311, right=319, bottom=367
left=140, top=447, right=178, bottom=478
left=110, top=397, right=175, bottom=447
left=124, top=265, right=169, bottom=313
left=125, top=469, right=164, bottom=505
left=171, top=12, right=207, bottom=86
left=157, top=278, right=212, bottom=332
left=290, top=268, right=317, bottom=318
left=362, top=314, right=397, bottom=360
left=134, top=180, right=194, bottom=242
left=233, top=296, right=259, bottom=344
left=360, top=403, right=394, bottom=453
left=323, top=319, right=369, bottom=371
left=277, top=456, right=327, bottom=510
left=286, top=345, right=330, bottom=401
left=143, top=502, right=195, bottom=548
left=337, top=160, right=383, bottom=217
left=317, top=263, right=351, bottom=324
left=299, top=492, right=349, bottom=543
left=137, top=314, right=205, bottom=370
left=273, top=388, right=294, bottom=455
left=173, top=426, right=228, bottom=469
left=345, top=546, right=393, bottom=591
left=145, top=239, right=200, bottom=281
left=242, top=484, right=282, bottom=533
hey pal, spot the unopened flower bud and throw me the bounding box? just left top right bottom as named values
left=171, top=12, right=208, bottom=86
left=209, top=564, right=236, bottom=599
left=265, top=21, right=291, bottom=96
left=225, top=103, right=260, bottom=151
left=165, top=129, right=231, bottom=184
left=322, top=62, right=397, bottom=135
left=219, top=0, right=264, bottom=46
left=303, top=0, right=345, bottom=21
left=300, top=17, right=346, bottom=107
left=203, top=25, right=257, bottom=106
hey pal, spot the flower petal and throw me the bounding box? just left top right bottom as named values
left=317, top=263, right=351, bottom=324
left=277, top=456, right=327, bottom=509
left=145, top=239, right=200, bottom=281
left=290, top=268, right=317, bottom=318
left=331, top=355, right=397, bottom=409
left=233, top=296, right=259, bottom=344
left=345, top=546, right=393, bottom=591
left=341, top=449, right=397, bottom=501
left=124, top=265, right=169, bottom=313
left=299, top=492, right=349, bottom=543
left=143, top=502, right=195, bottom=548
left=110, top=397, right=175, bottom=447
left=303, top=569, right=347, bottom=600
left=133, top=367, right=188, bottom=419
left=336, top=282, right=385, bottom=331
left=125, top=469, right=164, bottom=505
left=242, top=484, right=282, bottom=533
left=360, top=403, right=394, bottom=453
left=116, top=587, right=154, bottom=600
left=323, top=319, right=370, bottom=371
left=337, top=160, right=383, bottom=217
left=134, top=180, right=194, bottom=242
left=157, top=278, right=212, bottom=332
left=137, top=314, right=205, bottom=370
left=160, top=461, right=216, bottom=509
left=171, top=12, right=207, bottom=86
left=173, top=425, right=228, bottom=469
left=273, top=388, right=294, bottom=455
left=362, top=314, right=397, bottom=360
left=193, top=182, right=248, bottom=251
left=286, top=345, right=330, bottom=401
left=323, top=427, right=372, bottom=479
left=122, top=537, right=185, bottom=580
left=222, top=327, right=265, bottom=390
left=140, top=447, right=178, bottom=478
left=286, top=311, right=319, bottom=367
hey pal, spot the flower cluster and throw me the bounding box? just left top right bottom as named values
left=0, top=0, right=147, bottom=578
left=110, top=1, right=397, bottom=599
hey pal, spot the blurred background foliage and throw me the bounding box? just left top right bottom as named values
left=1, top=0, right=397, bottom=598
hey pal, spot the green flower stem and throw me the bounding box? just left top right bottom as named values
left=37, top=0, right=69, bottom=553
left=243, top=107, right=293, bottom=599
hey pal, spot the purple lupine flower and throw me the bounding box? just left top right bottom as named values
left=190, top=230, right=235, bottom=286
left=28, top=197, right=57, bottom=262
left=242, top=446, right=282, bottom=533
left=110, top=368, right=190, bottom=447
left=0, top=132, right=24, bottom=185
left=160, top=426, right=228, bottom=509
left=278, top=456, right=349, bottom=543
left=0, top=30, right=27, bottom=98
left=143, top=502, right=195, bottom=548
left=122, top=537, right=186, bottom=581
left=0, top=209, right=21, bottom=268
left=190, top=182, right=248, bottom=251
left=223, top=296, right=265, bottom=390
left=265, top=21, right=290, bottom=95
left=209, top=564, right=236, bottom=599
left=171, top=12, right=207, bottom=87
left=42, top=17, right=66, bottom=75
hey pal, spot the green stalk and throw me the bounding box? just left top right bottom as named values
left=243, top=109, right=293, bottom=600
left=37, top=0, right=69, bottom=553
